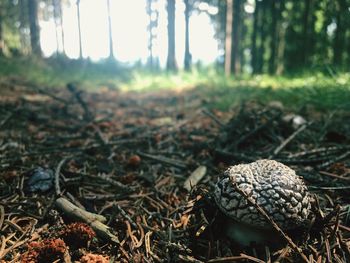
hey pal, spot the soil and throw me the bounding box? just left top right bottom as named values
left=0, top=79, right=349, bottom=262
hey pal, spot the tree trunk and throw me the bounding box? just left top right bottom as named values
left=147, top=0, right=153, bottom=68
left=53, top=0, right=66, bottom=56
left=19, top=0, right=29, bottom=54
left=333, top=0, right=346, bottom=65
left=166, top=0, right=177, bottom=71
left=269, top=0, right=277, bottom=74
left=28, top=0, right=41, bottom=56
left=184, top=0, right=191, bottom=71
left=251, top=0, right=260, bottom=74
left=224, top=0, right=233, bottom=76
left=0, top=8, right=4, bottom=56
left=276, top=0, right=286, bottom=75
left=106, top=0, right=114, bottom=59
left=76, top=0, right=83, bottom=59
left=231, top=0, right=241, bottom=74
left=239, top=2, right=246, bottom=73
left=257, top=0, right=267, bottom=73
left=301, top=0, right=311, bottom=65
left=53, top=0, right=60, bottom=55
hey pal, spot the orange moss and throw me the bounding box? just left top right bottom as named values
left=60, top=222, right=96, bottom=248
left=21, top=239, right=67, bottom=263
left=80, top=253, right=109, bottom=263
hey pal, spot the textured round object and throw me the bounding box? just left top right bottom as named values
left=214, top=159, right=311, bottom=230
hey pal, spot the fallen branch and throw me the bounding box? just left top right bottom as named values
left=183, top=166, right=207, bottom=191
left=55, top=197, right=119, bottom=244
left=55, top=157, right=69, bottom=196
left=202, top=109, right=225, bottom=127
left=270, top=123, right=309, bottom=158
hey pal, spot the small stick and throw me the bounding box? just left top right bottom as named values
left=319, top=171, right=350, bottom=182
left=317, top=151, right=350, bottom=169
left=270, top=123, right=308, bottom=158
left=288, top=146, right=350, bottom=158
left=213, top=149, right=256, bottom=162
left=55, top=197, right=119, bottom=243
left=232, top=113, right=280, bottom=148
left=0, top=205, right=4, bottom=229
left=115, top=204, right=137, bottom=229
left=231, top=181, right=310, bottom=263
left=137, top=151, right=187, bottom=169
left=202, top=109, right=225, bottom=127
left=207, top=254, right=265, bottom=263
left=55, top=157, right=69, bottom=196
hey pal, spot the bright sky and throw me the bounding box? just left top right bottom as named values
left=40, top=0, right=220, bottom=67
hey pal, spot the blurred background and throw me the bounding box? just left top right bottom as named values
left=0, top=0, right=349, bottom=105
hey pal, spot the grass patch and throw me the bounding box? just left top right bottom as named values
left=0, top=57, right=349, bottom=112
left=0, top=56, right=130, bottom=89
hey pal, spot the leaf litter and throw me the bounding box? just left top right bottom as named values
left=0, top=78, right=349, bottom=262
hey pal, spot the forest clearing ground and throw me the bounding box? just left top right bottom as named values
left=0, top=78, right=349, bottom=262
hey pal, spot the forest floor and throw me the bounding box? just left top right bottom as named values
left=0, top=76, right=350, bottom=262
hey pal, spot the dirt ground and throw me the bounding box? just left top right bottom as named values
left=0, top=79, right=349, bottom=262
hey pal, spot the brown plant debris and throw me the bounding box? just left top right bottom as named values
left=80, top=253, right=109, bottom=263
left=21, top=239, right=67, bottom=263
left=60, top=222, right=96, bottom=248
left=0, top=80, right=349, bottom=262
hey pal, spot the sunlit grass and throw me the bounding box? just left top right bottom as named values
left=0, top=57, right=349, bottom=112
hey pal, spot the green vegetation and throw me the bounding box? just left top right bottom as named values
left=1, top=57, right=348, bottom=113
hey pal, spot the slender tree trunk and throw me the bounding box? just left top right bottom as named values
left=76, top=0, right=83, bottom=59
left=184, top=0, right=191, bottom=71
left=57, top=0, right=66, bottom=55
left=269, top=0, right=277, bottom=74
left=302, top=0, right=311, bottom=65
left=166, top=0, right=177, bottom=71
left=53, top=0, right=60, bottom=55
left=224, top=0, right=233, bottom=76
left=19, top=0, right=29, bottom=54
left=333, top=0, right=346, bottom=65
left=239, top=2, right=246, bottom=73
left=28, top=0, right=41, bottom=56
left=257, top=0, right=267, bottom=73
left=0, top=9, right=4, bottom=56
left=276, top=0, right=286, bottom=75
left=231, top=0, right=241, bottom=74
left=147, top=0, right=153, bottom=68
left=106, top=0, right=114, bottom=59
left=251, top=0, right=260, bottom=74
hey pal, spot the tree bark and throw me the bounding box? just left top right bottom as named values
left=76, top=0, right=83, bottom=59
left=53, top=0, right=60, bottom=55
left=251, top=0, right=260, bottom=74
left=184, top=0, right=192, bottom=71
left=28, top=0, right=41, bottom=56
left=257, top=0, right=267, bottom=73
left=301, top=0, right=311, bottom=65
left=60, top=0, right=65, bottom=55
left=147, top=0, right=153, bottom=68
left=224, top=0, right=233, bottom=76
left=19, top=0, right=29, bottom=54
left=276, top=0, right=286, bottom=75
left=333, top=0, right=346, bottom=65
left=231, top=0, right=241, bottom=74
left=0, top=7, right=4, bottom=56
left=53, top=0, right=65, bottom=55
left=269, top=0, right=277, bottom=74
left=106, top=0, right=114, bottom=59
left=166, top=0, right=177, bottom=71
